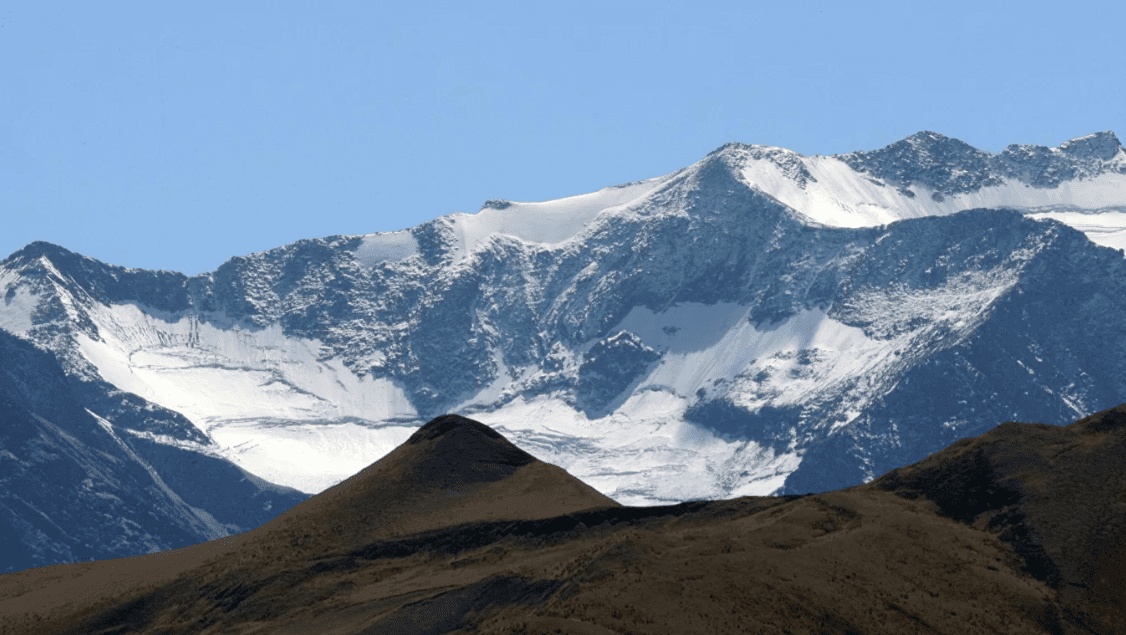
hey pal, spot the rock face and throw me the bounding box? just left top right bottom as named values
left=2, top=410, right=1124, bottom=635
left=841, top=130, right=1126, bottom=194
left=2, top=130, right=1126, bottom=553
left=576, top=331, right=660, bottom=416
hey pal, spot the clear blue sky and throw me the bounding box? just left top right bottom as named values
left=3, top=1, right=1122, bottom=275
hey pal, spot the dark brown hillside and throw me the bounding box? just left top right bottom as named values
left=870, top=404, right=1126, bottom=633
left=0, top=414, right=620, bottom=634
left=1, top=410, right=1124, bottom=634
left=252, top=414, right=620, bottom=559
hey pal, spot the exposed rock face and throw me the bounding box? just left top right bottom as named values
left=842, top=130, right=1126, bottom=194
left=576, top=331, right=660, bottom=416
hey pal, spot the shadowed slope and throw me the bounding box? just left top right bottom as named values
left=871, top=404, right=1126, bottom=633
left=0, top=328, right=306, bottom=574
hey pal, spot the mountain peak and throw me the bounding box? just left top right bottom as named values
left=256, top=414, right=616, bottom=553
left=837, top=131, right=994, bottom=196
left=405, top=413, right=537, bottom=476
left=1058, top=130, right=1123, bottom=161
left=409, top=413, right=509, bottom=444
left=2, top=240, right=78, bottom=266
left=902, top=130, right=955, bottom=145
left=894, top=130, right=979, bottom=155
left=708, top=141, right=804, bottom=159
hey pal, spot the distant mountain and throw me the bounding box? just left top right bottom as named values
left=0, top=327, right=307, bottom=573
left=3, top=408, right=1123, bottom=634
left=721, top=129, right=1126, bottom=228
left=2, top=131, right=1125, bottom=523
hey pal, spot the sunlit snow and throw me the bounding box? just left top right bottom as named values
left=441, top=177, right=675, bottom=261
left=71, top=302, right=419, bottom=493
left=353, top=230, right=419, bottom=267
left=4, top=133, right=1122, bottom=505
left=1027, top=210, right=1126, bottom=252
left=470, top=394, right=801, bottom=505
left=0, top=276, right=36, bottom=335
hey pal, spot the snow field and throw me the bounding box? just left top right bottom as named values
left=0, top=276, right=37, bottom=335
left=440, top=176, right=675, bottom=261
left=1028, top=210, right=1126, bottom=252
left=731, top=150, right=1126, bottom=232
left=472, top=393, right=800, bottom=505
left=353, top=230, right=419, bottom=267
left=209, top=419, right=416, bottom=494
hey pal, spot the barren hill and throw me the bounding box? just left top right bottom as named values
left=1, top=409, right=1124, bottom=634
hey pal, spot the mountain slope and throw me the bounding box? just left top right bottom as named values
left=871, top=403, right=1126, bottom=633
left=0, top=327, right=307, bottom=573
left=2, top=409, right=1124, bottom=634
left=719, top=130, right=1126, bottom=233
left=2, top=132, right=1125, bottom=508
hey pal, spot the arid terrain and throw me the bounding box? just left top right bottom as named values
left=1, top=408, right=1124, bottom=634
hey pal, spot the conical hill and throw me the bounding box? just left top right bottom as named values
left=253, top=414, right=620, bottom=557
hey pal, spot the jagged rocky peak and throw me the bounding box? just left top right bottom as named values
left=3, top=240, right=78, bottom=264
left=2, top=239, right=193, bottom=314
left=3, top=241, right=185, bottom=279
left=836, top=129, right=1126, bottom=195
left=837, top=131, right=997, bottom=197
left=2, top=241, right=99, bottom=281
left=844, top=130, right=992, bottom=173
left=710, top=141, right=805, bottom=157
left=1058, top=130, right=1123, bottom=161
left=902, top=129, right=967, bottom=147
left=707, top=141, right=809, bottom=167
left=703, top=141, right=818, bottom=189
left=1002, top=131, right=1124, bottom=161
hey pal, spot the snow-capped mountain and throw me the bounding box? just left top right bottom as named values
left=3, top=131, right=1125, bottom=517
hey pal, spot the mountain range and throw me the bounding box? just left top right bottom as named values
left=2, top=130, right=1126, bottom=571
left=1, top=409, right=1123, bottom=634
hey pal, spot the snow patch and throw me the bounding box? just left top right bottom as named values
left=77, top=303, right=417, bottom=433
left=209, top=419, right=416, bottom=494
left=443, top=177, right=673, bottom=260
left=470, top=394, right=801, bottom=505
left=1028, top=210, right=1126, bottom=253
left=0, top=278, right=38, bottom=335
left=738, top=156, right=1126, bottom=234
left=352, top=230, right=419, bottom=267
left=70, top=301, right=420, bottom=491
left=613, top=304, right=873, bottom=400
